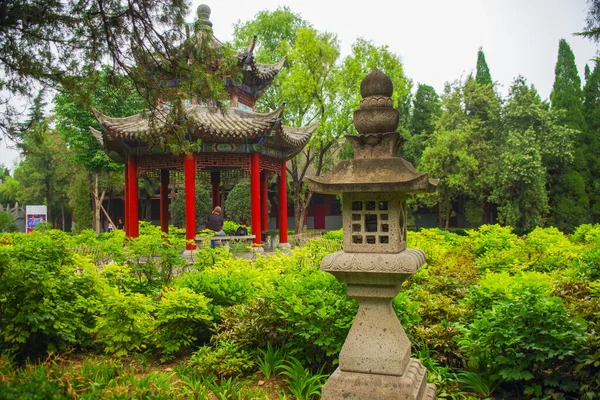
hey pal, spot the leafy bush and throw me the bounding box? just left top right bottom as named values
left=0, top=232, right=102, bottom=359
left=169, top=184, right=212, bottom=228
left=456, top=290, right=586, bottom=397
left=521, top=226, right=582, bottom=272
left=188, top=341, right=255, bottom=378
left=224, top=181, right=252, bottom=224
left=0, top=211, right=18, bottom=232
left=322, top=228, right=343, bottom=241
left=94, top=287, right=155, bottom=357
left=176, top=259, right=261, bottom=317
left=213, top=243, right=357, bottom=369
left=154, top=287, right=212, bottom=361
left=465, top=271, right=553, bottom=312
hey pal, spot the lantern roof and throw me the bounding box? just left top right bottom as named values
left=307, top=69, right=438, bottom=194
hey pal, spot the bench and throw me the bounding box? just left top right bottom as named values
left=194, top=235, right=256, bottom=250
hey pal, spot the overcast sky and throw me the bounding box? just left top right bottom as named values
left=1, top=0, right=596, bottom=172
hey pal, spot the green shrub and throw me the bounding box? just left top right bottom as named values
left=223, top=181, right=252, bottom=224
left=0, top=232, right=102, bottom=359
left=522, top=227, right=582, bottom=272
left=456, top=290, right=586, bottom=397
left=169, top=184, right=212, bottom=229
left=322, top=228, right=343, bottom=241
left=125, top=222, right=187, bottom=292
left=572, top=224, right=600, bottom=244
left=465, top=271, right=553, bottom=312
left=154, top=287, right=212, bottom=361
left=188, top=341, right=255, bottom=378
left=94, top=287, right=155, bottom=357
left=0, top=211, right=17, bottom=232
left=176, top=259, right=259, bottom=317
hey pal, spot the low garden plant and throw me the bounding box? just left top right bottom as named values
left=0, top=224, right=599, bottom=399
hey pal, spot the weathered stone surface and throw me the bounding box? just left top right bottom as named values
left=322, top=362, right=437, bottom=400
left=353, top=108, right=399, bottom=135
left=307, top=69, right=438, bottom=400
left=321, top=249, right=426, bottom=274
left=360, top=70, right=394, bottom=99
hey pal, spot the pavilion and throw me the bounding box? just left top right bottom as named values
left=90, top=5, right=317, bottom=250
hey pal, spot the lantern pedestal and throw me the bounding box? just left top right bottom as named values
left=320, top=250, right=435, bottom=399
left=322, top=364, right=436, bottom=400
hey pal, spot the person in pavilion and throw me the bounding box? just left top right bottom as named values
left=207, top=206, right=226, bottom=248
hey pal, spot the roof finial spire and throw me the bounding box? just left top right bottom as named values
left=197, top=4, right=213, bottom=27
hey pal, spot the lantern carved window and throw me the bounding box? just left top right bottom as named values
left=343, top=193, right=407, bottom=253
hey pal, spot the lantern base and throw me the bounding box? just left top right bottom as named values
left=322, top=361, right=436, bottom=400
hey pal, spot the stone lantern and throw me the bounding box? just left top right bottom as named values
left=306, top=70, right=438, bottom=399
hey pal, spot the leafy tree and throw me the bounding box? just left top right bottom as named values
left=419, top=124, right=479, bottom=229
left=233, top=6, right=309, bottom=63
left=0, top=211, right=18, bottom=232
left=550, top=39, right=585, bottom=131
left=462, top=74, right=502, bottom=224
left=0, top=176, right=20, bottom=205
left=0, top=1, right=234, bottom=141
left=13, top=92, right=76, bottom=228
left=475, top=47, right=492, bottom=85
left=54, top=67, right=147, bottom=232
left=223, top=182, right=252, bottom=225
left=496, top=77, right=577, bottom=231
left=583, top=62, right=600, bottom=220
left=548, top=40, right=589, bottom=230
left=491, top=128, right=549, bottom=229
left=576, top=0, right=600, bottom=44
left=406, top=84, right=442, bottom=165
left=71, top=173, right=93, bottom=232
left=169, top=185, right=211, bottom=229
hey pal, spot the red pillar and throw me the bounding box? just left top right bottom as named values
left=279, top=160, right=288, bottom=245
left=250, top=153, right=261, bottom=245
left=160, top=169, right=169, bottom=234
left=124, top=163, right=128, bottom=236
left=261, top=170, right=269, bottom=233
left=127, top=155, right=139, bottom=238
left=184, top=153, right=197, bottom=250
left=211, top=171, right=221, bottom=209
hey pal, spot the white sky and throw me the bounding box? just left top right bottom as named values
left=1, top=0, right=596, bottom=172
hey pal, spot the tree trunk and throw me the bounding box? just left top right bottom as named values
left=445, top=207, right=451, bottom=230
left=93, top=173, right=107, bottom=233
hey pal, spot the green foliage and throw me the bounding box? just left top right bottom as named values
left=94, top=287, right=155, bottom=357
left=188, top=342, right=255, bottom=378
left=224, top=181, right=252, bottom=224
left=0, top=231, right=102, bottom=359
left=457, top=290, right=586, bottom=395
left=257, top=344, right=286, bottom=379
left=322, top=228, right=343, bottom=241
left=551, top=39, right=585, bottom=131
left=407, top=84, right=442, bottom=165
left=125, top=222, right=188, bottom=291
left=169, top=184, right=212, bottom=229
left=279, top=357, right=327, bottom=400
left=71, top=173, right=93, bottom=232
left=0, top=211, right=17, bottom=232
left=154, top=287, right=212, bottom=361
left=475, top=47, right=493, bottom=85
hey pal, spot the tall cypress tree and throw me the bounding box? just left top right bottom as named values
left=550, top=39, right=585, bottom=131
left=406, top=83, right=442, bottom=166
left=475, top=47, right=492, bottom=85
left=583, top=61, right=600, bottom=221
left=548, top=39, right=589, bottom=231
left=584, top=61, right=600, bottom=133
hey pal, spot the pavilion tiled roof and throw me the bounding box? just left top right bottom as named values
left=91, top=104, right=317, bottom=161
